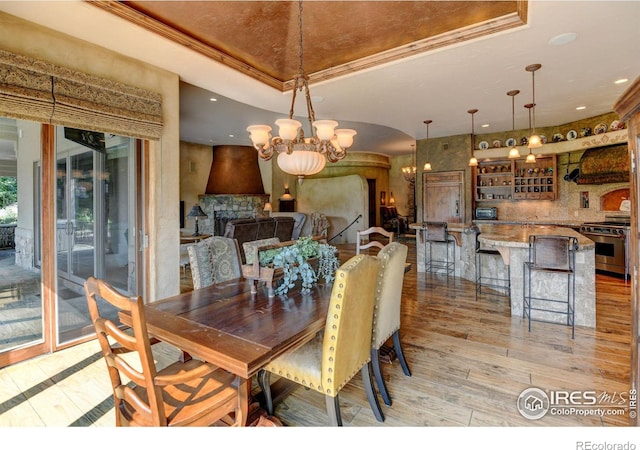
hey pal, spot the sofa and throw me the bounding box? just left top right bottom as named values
left=224, top=216, right=295, bottom=263
left=270, top=212, right=307, bottom=240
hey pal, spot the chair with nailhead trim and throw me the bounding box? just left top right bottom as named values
left=257, top=254, right=384, bottom=426
left=370, top=242, right=411, bottom=408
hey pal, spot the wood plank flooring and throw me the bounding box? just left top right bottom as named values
left=0, top=239, right=633, bottom=429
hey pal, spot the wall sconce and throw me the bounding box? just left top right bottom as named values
left=280, top=186, right=294, bottom=200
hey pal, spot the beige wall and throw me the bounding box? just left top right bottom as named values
left=297, top=174, right=368, bottom=244
left=1, top=11, right=181, bottom=301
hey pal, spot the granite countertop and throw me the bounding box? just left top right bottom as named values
left=475, top=223, right=594, bottom=249
left=473, top=219, right=583, bottom=228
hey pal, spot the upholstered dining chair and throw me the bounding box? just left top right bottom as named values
left=188, top=236, right=243, bottom=289
left=356, top=226, right=393, bottom=255
left=370, top=242, right=412, bottom=408
left=84, top=276, right=247, bottom=426
left=257, top=254, right=384, bottom=426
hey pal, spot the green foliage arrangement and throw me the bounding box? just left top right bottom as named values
left=258, top=236, right=339, bottom=296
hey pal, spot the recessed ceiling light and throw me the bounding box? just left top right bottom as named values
left=210, top=97, right=217, bottom=102
left=576, top=106, right=586, bottom=111
left=228, top=134, right=234, bottom=138
left=614, top=78, right=629, bottom=85
left=549, top=32, right=577, bottom=46
left=481, top=124, right=489, bottom=128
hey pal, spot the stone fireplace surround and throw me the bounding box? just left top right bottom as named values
left=198, top=194, right=270, bottom=236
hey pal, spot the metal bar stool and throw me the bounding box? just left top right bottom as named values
left=423, top=221, right=455, bottom=276
left=523, top=235, right=578, bottom=338
left=475, top=232, right=510, bottom=302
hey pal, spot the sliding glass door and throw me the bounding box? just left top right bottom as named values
left=55, top=127, right=138, bottom=345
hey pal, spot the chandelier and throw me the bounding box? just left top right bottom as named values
left=246, top=0, right=357, bottom=184
left=402, top=144, right=417, bottom=183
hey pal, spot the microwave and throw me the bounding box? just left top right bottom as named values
left=475, top=207, right=498, bottom=220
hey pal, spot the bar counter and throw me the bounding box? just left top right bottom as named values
left=410, top=222, right=596, bottom=328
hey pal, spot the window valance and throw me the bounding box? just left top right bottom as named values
left=0, top=49, right=163, bottom=140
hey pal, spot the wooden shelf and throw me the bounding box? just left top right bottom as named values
left=474, top=155, right=557, bottom=202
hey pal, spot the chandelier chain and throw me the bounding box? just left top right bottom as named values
left=298, top=0, right=304, bottom=75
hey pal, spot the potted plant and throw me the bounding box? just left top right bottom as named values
left=258, top=236, right=339, bottom=295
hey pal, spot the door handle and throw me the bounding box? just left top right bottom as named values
left=455, top=200, right=459, bottom=216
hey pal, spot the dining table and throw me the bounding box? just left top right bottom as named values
left=119, top=276, right=333, bottom=426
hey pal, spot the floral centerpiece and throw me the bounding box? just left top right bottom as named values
left=258, top=236, right=339, bottom=295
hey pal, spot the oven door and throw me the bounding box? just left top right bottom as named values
left=582, top=232, right=627, bottom=276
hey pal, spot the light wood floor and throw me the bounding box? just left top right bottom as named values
left=0, top=240, right=632, bottom=428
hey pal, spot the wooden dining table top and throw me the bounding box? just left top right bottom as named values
left=121, top=278, right=333, bottom=379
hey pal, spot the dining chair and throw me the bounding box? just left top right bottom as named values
left=370, top=242, right=411, bottom=408
left=356, top=226, right=393, bottom=255
left=84, top=276, right=247, bottom=426
left=257, top=254, right=384, bottom=426
left=188, top=236, right=243, bottom=289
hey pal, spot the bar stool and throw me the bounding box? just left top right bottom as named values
left=523, top=235, right=578, bottom=338
left=475, top=232, right=510, bottom=302
left=423, top=221, right=455, bottom=276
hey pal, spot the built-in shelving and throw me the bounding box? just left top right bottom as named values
left=474, top=154, right=557, bottom=202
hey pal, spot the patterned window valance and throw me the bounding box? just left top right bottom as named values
left=0, top=49, right=163, bottom=140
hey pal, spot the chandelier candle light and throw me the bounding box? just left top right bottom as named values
left=402, top=144, right=417, bottom=183
left=246, top=0, right=356, bottom=184
left=423, top=120, right=432, bottom=171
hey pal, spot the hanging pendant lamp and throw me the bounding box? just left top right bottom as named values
left=507, top=90, right=521, bottom=159
left=423, top=120, right=432, bottom=171
left=524, top=103, right=537, bottom=163
left=526, top=63, right=543, bottom=150
left=468, top=109, right=478, bottom=167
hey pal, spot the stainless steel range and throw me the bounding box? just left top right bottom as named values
left=580, top=215, right=630, bottom=278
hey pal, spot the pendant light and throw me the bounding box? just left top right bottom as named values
left=507, top=90, right=521, bottom=159
left=468, top=109, right=478, bottom=167
left=423, top=120, right=432, bottom=171
left=526, top=63, right=543, bottom=149
left=524, top=103, right=537, bottom=163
